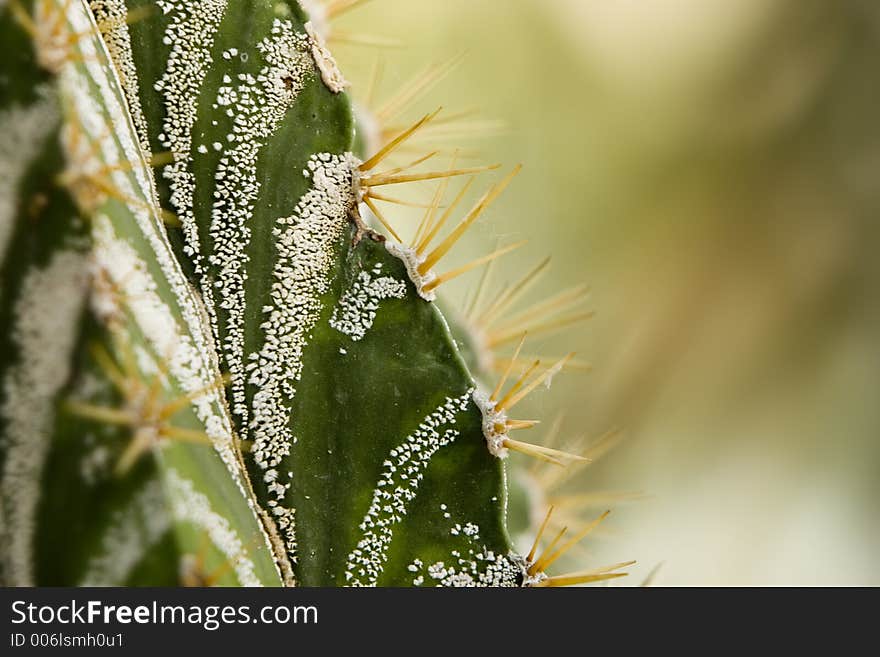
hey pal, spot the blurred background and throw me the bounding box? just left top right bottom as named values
left=333, top=0, right=880, bottom=585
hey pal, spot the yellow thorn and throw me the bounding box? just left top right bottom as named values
left=77, top=171, right=179, bottom=229
left=147, top=151, right=176, bottom=168
left=362, top=195, right=403, bottom=242
left=543, top=560, right=637, bottom=586
left=364, top=191, right=436, bottom=209
left=505, top=419, right=540, bottom=431
left=531, top=510, right=611, bottom=574
left=419, top=107, right=482, bottom=127
left=8, top=0, right=37, bottom=36
left=122, top=3, right=156, bottom=26
left=202, top=554, right=239, bottom=587
left=534, top=571, right=630, bottom=588
left=65, top=401, right=133, bottom=426
left=159, top=373, right=232, bottom=421
left=494, top=358, right=540, bottom=410
left=411, top=177, right=447, bottom=249
left=526, top=505, right=555, bottom=564
left=495, top=301, right=594, bottom=336
left=493, top=355, right=591, bottom=378
left=529, top=526, right=568, bottom=576
left=490, top=332, right=527, bottom=401
left=478, top=257, right=552, bottom=328
left=359, top=109, right=441, bottom=172
left=503, top=439, right=563, bottom=466
left=491, top=284, right=591, bottom=335
left=422, top=241, right=525, bottom=293
left=503, top=438, right=587, bottom=467
left=94, top=4, right=155, bottom=34
left=538, top=428, right=623, bottom=491
left=362, top=163, right=499, bottom=188
left=489, top=308, right=594, bottom=349
left=495, top=353, right=574, bottom=413
left=91, top=150, right=174, bottom=177
left=30, top=2, right=155, bottom=69
left=415, top=174, right=473, bottom=255
left=418, top=165, right=520, bottom=274
left=89, top=343, right=130, bottom=395
left=581, top=428, right=625, bottom=463
left=373, top=151, right=440, bottom=179
left=160, top=209, right=182, bottom=228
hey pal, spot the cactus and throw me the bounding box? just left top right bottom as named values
left=0, top=0, right=633, bottom=587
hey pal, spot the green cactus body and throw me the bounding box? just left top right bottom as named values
left=0, top=0, right=632, bottom=588
left=101, top=0, right=519, bottom=586
left=54, top=0, right=280, bottom=586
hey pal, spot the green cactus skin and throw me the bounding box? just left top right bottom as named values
left=0, top=2, right=258, bottom=587
left=52, top=0, right=283, bottom=585
left=116, top=0, right=357, bottom=578
left=107, top=0, right=521, bottom=586
left=0, top=0, right=632, bottom=587
left=0, top=127, right=179, bottom=586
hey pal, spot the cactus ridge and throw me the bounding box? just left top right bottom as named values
left=0, top=0, right=635, bottom=587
